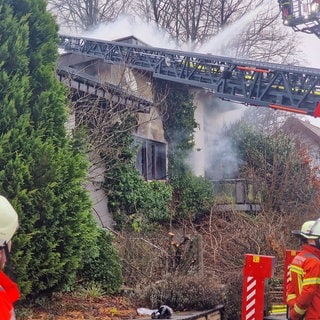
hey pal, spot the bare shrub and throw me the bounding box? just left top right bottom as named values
left=118, top=206, right=313, bottom=317
left=132, top=274, right=225, bottom=311
left=223, top=272, right=242, bottom=320
left=198, top=208, right=293, bottom=279
left=116, top=230, right=169, bottom=287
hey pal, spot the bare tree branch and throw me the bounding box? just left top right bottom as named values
left=48, top=0, right=131, bottom=31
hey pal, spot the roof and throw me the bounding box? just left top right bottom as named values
left=114, top=35, right=149, bottom=46
left=282, top=116, right=320, bottom=146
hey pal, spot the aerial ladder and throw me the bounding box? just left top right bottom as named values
left=278, top=0, right=320, bottom=37
left=58, top=34, right=320, bottom=118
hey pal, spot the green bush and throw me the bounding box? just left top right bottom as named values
left=171, top=172, right=214, bottom=221
left=73, top=282, right=106, bottom=298
left=79, top=229, right=123, bottom=294
left=0, top=0, right=102, bottom=299
left=142, top=181, right=173, bottom=222
left=107, top=163, right=173, bottom=226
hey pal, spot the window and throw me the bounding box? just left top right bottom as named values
left=135, top=137, right=167, bottom=180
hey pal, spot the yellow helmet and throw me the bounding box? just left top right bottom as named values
left=292, top=220, right=320, bottom=239
left=0, top=196, right=18, bottom=246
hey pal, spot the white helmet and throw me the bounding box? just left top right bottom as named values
left=292, top=220, right=320, bottom=239
left=0, top=195, right=18, bottom=246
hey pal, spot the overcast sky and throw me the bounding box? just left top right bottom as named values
left=300, top=33, right=320, bottom=69
left=296, top=32, right=320, bottom=126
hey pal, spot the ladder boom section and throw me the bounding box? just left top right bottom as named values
left=59, top=34, right=320, bottom=117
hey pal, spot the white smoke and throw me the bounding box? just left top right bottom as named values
left=82, top=14, right=178, bottom=49
left=191, top=90, right=245, bottom=180
left=199, top=2, right=268, bottom=56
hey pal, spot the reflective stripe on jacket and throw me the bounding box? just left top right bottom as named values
left=287, top=244, right=320, bottom=319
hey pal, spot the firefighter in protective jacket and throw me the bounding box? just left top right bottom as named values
left=287, top=220, right=320, bottom=320
left=0, top=196, right=20, bottom=320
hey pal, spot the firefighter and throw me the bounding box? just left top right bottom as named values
left=0, top=195, right=20, bottom=320
left=278, top=0, right=292, bottom=21
left=311, top=0, right=320, bottom=15
left=287, top=219, right=320, bottom=320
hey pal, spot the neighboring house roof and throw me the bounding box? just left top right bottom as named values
left=282, top=116, right=320, bottom=147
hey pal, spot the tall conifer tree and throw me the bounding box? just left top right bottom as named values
left=0, top=0, right=99, bottom=297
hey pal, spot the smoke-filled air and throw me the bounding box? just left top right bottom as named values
left=59, top=3, right=281, bottom=180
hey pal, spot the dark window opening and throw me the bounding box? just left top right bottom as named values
left=135, top=137, right=167, bottom=181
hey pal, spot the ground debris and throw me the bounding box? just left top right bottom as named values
left=16, top=294, right=140, bottom=320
